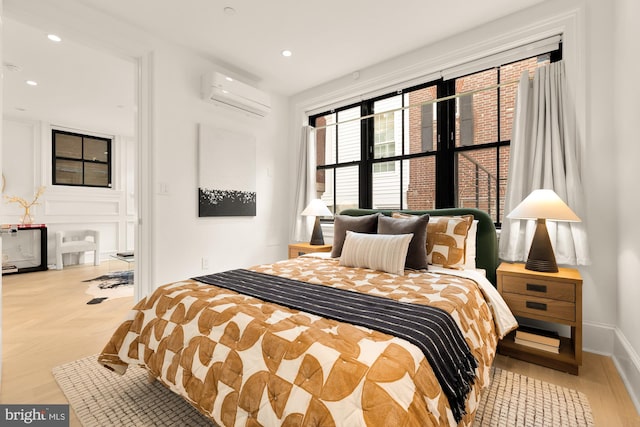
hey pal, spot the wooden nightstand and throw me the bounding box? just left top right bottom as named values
left=288, top=242, right=332, bottom=259
left=497, top=262, right=583, bottom=375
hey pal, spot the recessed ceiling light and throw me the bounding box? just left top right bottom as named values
left=26, top=80, right=38, bottom=86
left=281, top=50, right=292, bottom=57
left=225, top=76, right=233, bottom=82
left=47, top=34, right=62, bottom=42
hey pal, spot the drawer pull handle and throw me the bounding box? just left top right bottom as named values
left=526, top=283, right=547, bottom=293
left=526, top=301, right=547, bottom=311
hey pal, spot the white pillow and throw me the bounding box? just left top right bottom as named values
left=339, top=231, right=413, bottom=276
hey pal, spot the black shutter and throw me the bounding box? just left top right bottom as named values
left=421, top=103, right=433, bottom=151
left=459, top=94, right=474, bottom=146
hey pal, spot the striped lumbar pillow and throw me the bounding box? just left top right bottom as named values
left=339, top=231, right=413, bottom=276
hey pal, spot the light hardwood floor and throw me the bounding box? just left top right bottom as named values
left=2, top=264, right=639, bottom=426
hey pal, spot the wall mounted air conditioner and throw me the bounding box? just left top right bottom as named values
left=203, top=71, right=271, bottom=117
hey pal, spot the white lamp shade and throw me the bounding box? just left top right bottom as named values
left=507, top=189, right=581, bottom=222
left=301, top=199, right=332, bottom=217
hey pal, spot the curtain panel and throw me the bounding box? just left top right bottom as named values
left=499, top=61, right=590, bottom=266
left=291, top=126, right=317, bottom=242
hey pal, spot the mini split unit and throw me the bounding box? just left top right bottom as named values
left=202, top=71, right=271, bottom=117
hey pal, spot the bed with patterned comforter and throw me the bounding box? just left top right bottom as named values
left=98, top=253, right=516, bottom=427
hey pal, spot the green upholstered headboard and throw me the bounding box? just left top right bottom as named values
left=338, top=208, right=499, bottom=286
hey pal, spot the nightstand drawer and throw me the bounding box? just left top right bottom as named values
left=501, top=274, right=575, bottom=302
left=502, top=293, right=575, bottom=322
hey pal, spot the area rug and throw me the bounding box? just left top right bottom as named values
left=82, top=271, right=134, bottom=301
left=475, top=366, right=594, bottom=426
left=53, top=355, right=594, bottom=427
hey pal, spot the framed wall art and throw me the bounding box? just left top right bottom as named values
left=198, top=125, right=256, bottom=217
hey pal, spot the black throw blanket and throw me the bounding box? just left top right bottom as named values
left=194, top=269, right=477, bottom=422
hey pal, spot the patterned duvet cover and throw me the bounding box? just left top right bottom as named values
left=98, top=256, right=508, bottom=427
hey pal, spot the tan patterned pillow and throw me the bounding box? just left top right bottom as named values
left=426, top=215, right=473, bottom=269
left=391, top=213, right=474, bottom=269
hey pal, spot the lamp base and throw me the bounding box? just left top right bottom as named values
left=309, top=216, right=325, bottom=246
left=525, top=258, right=559, bottom=273
left=524, top=218, right=559, bottom=273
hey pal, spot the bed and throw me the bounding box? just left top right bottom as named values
left=98, top=208, right=516, bottom=426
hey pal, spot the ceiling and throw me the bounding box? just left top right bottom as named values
left=3, top=16, right=136, bottom=136
left=3, top=0, right=545, bottom=136
left=76, top=0, right=545, bottom=94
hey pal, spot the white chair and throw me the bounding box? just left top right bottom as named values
left=55, top=230, right=101, bottom=270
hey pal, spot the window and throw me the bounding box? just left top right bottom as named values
left=52, top=129, right=112, bottom=188
left=373, top=111, right=396, bottom=173
left=311, top=48, right=560, bottom=225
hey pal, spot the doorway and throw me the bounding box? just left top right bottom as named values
left=2, top=16, right=138, bottom=275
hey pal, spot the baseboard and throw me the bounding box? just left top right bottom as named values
left=613, top=328, right=640, bottom=414
left=583, top=320, right=615, bottom=355
left=564, top=321, right=640, bottom=413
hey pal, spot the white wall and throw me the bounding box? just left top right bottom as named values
left=149, top=42, right=292, bottom=285
left=613, top=0, right=640, bottom=410
left=0, top=118, right=136, bottom=265
left=289, top=0, right=638, bottom=409
left=578, top=0, right=619, bottom=354
left=0, top=0, right=4, bottom=387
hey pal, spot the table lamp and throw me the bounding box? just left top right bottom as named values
left=507, top=189, right=581, bottom=273
left=301, top=199, right=332, bottom=245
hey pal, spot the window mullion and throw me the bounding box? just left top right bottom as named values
left=495, top=70, right=502, bottom=224
left=435, top=80, right=456, bottom=208
left=332, top=168, right=337, bottom=215
left=400, top=97, right=405, bottom=210
left=360, top=103, right=373, bottom=208
left=81, top=136, right=85, bottom=185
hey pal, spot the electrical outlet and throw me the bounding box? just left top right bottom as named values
left=157, top=182, right=170, bottom=194
left=201, top=257, right=210, bottom=270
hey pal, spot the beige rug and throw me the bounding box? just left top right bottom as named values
left=53, top=355, right=594, bottom=426
left=476, top=367, right=594, bottom=426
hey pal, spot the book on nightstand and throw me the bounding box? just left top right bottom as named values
left=515, top=325, right=561, bottom=347
left=514, top=337, right=560, bottom=353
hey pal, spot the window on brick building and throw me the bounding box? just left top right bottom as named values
left=311, top=46, right=561, bottom=225
left=373, top=112, right=396, bottom=173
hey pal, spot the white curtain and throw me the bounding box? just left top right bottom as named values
left=291, top=126, right=317, bottom=242
left=499, top=61, right=590, bottom=265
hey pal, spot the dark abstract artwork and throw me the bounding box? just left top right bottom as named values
left=198, top=188, right=256, bottom=217
left=198, top=125, right=256, bottom=217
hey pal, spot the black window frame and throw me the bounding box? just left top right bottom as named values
left=310, top=47, right=562, bottom=226
left=52, top=129, right=113, bottom=188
